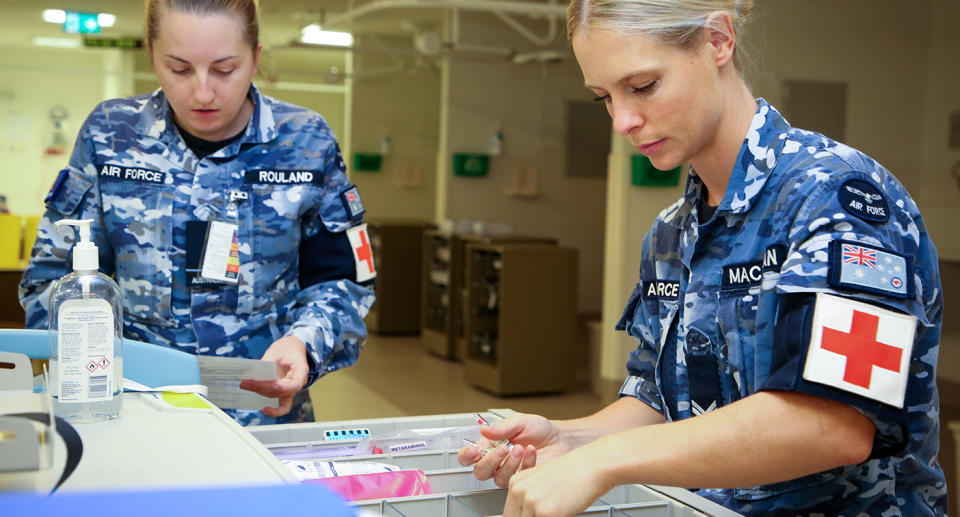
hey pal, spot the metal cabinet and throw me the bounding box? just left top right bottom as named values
left=420, top=231, right=555, bottom=361
left=463, top=243, right=578, bottom=395
left=365, top=219, right=434, bottom=334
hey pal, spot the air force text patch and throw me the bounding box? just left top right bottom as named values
left=642, top=280, right=680, bottom=300
left=828, top=240, right=912, bottom=298
left=839, top=179, right=889, bottom=222
left=244, top=169, right=323, bottom=185
left=99, top=164, right=165, bottom=184
left=803, top=293, right=915, bottom=408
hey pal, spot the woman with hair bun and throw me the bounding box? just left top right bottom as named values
left=21, top=0, right=376, bottom=426
left=459, top=1, right=945, bottom=515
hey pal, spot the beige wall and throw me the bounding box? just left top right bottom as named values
left=442, top=12, right=608, bottom=314
left=745, top=1, right=931, bottom=197
left=0, top=46, right=134, bottom=216
left=350, top=35, right=439, bottom=222
left=919, top=0, right=960, bottom=383
left=918, top=0, right=960, bottom=260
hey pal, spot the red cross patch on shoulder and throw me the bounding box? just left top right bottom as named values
left=802, top=293, right=916, bottom=408
left=346, top=223, right=376, bottom=283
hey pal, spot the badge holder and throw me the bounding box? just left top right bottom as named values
left=197, top=192, right=246, bottom=285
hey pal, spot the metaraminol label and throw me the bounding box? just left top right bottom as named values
left=388, top=441, right=429, bottom=453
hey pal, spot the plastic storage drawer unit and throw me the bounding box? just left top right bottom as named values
left=248, top=410, right=743, bottom=517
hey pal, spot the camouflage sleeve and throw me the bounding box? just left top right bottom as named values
left=778, top=171, right=931, bottom=322
left=616, top=232, right=666, bottom=416
left=19, top=110, right=115, bottom=328
left=770, top=169, right=937, bottom=452
left=284, top=142, right=375, bottom=386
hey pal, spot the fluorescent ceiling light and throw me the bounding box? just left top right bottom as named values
left=43, top=9, right=115, bottom=28
left=43, top=9, right=66, bottom=23
left=33, top=36, right=80, bottom=48
left=98, top=13, right=116, bottom=28
left=300, top=25, right=353, bottom=47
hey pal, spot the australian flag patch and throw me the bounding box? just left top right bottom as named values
left=340, top=185, right=365, bottom=219
left=828, top=240, right=912, bottom=298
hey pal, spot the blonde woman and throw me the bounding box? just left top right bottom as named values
left=459, top=1, right=944, bottom=515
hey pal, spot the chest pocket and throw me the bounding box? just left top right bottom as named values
left=100, top=179, right=175, bottom=326
left=653, top=299, right=680, bottom=421
left=716, top=287, right=760, bottom=400
left=236, top=184, right=306, bottom=315
left=654, top=299, right=679, bottom=349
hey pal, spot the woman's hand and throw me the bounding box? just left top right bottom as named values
left=457, top=412, right=572, bottom=488
left=238, top=336, right=309, bottom=417
left=503, top=444, right=611, bottom=517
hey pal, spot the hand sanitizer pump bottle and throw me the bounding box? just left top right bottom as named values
left=49, top=219, right=124, bottom=422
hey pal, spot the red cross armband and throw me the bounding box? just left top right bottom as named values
left=762, top=293, right=917, bottom=456
left=802, top=293, right=915, bottom=408
left=299, top=222, right=376, bottom=288
left=346, top=223, right=376, bottom=283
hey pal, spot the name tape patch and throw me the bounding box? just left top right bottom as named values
left=721, top=244, right=786, bottom=290
left=839, top=179, right=889, bottom=223
left=243, top=169, right=323, bottom=185
left=828, top=240, right=912, bottom=298
left=99, top=164, right=165, bottom=184
left=642, top=280, right=680, bottom=300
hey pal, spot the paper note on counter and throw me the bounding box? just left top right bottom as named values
left=197, top=356, right=279, bottom=410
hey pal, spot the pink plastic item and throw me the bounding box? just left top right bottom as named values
left=306, top=470, right=433, bottom=502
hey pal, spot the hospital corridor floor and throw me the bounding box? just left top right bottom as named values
left=309, top=334, right=608, bottom=422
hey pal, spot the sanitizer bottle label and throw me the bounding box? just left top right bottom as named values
left=58, top=298, right=115, bottom=402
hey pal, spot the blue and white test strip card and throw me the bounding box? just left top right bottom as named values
left=324, top=428, right=371, bottom=441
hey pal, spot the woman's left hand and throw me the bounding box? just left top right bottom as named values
left=238, top=336, right=309, bottom=417
left=502, top=444, right=611, bottom=517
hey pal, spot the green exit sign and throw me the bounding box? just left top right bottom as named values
left=452, top=153, right=489, bottom=177
left=64, top=12, right=100, bottom=34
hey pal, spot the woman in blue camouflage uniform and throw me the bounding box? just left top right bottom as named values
left=459, top=1, right=945, bottom=515
left=20, top=0, right=375, bottom=425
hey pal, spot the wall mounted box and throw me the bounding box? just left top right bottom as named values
left=631, top=155, right=682, bottom=187
left=353, top=153, right=382, bottom=172
left=452, top=154, right=489, bottom=177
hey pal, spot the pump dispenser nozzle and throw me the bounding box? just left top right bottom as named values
left=55, top=219, right=99, bottom=271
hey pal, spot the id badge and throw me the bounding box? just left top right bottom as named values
left=199, top=218, right=240, bottom=284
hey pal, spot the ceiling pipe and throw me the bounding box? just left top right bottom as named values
left=492, top=8, right=558, bottom=47
left=322, top=0, right=568, bottom=30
